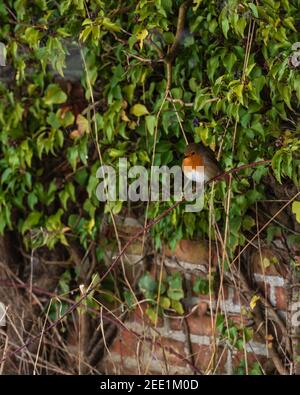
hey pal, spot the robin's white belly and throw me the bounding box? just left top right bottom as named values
left=184, top=168, right=205, bottom=183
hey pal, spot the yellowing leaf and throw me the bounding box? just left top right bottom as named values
left=62, top=226, right=70, bottom=233
left=128, top=121, right=137, bottom=130
left=136, top=29, right=148, bottom=50
left=76, top=114, right=90, bottom=134
left=44, top=84, right=67, bottom=106
left=59, top=105, right=72, bottom=119
left=292, top=201, right=300, bottom=223
left=130, top=103, right=149, bottom=117
left=121, top=110, right=130, bottom=122
left=87, top=218, right=95, bottom=233
left=69, top=129, right=81, bottom=139
left=262, top=256, right=278, bottom=269
left=193, top=0, right=203, bottom=11
left=250, top=295, right=260, bottom=310
left=262, top=257, right=271, bottom=268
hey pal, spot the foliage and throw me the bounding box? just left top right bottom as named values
left=0, top=0, right=299, bottom=251
left=0, top=0, right=300, bottom=367
left=234, top=360, right=263, bottom=375
left=137, top=271, right=186, bottom=322
left=217, top=314, right=254, bottom=351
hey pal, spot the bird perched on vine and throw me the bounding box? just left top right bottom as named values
left=182, top=142, right=224, bottom=183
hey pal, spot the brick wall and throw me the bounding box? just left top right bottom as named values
left=100, top=217, right=288, bottom=375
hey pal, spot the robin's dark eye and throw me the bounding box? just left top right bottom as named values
left=191, top=151, right=195, bottom=155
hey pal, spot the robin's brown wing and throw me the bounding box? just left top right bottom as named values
left=198, top=143, right=222, bottom=172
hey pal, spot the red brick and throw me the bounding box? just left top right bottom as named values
left=109, top=329, right=138, bottom=358
left=169, top=313, right=216, bottom=337
left=164, top=240, right=213, bottom=266
left=128, top=305, right=164, bottom=327
left=230, top=314, right=253, bottom=328
left=251, top=248, right=287, bottom=277
left=191, top=344, right=227, bottom=373
left=197, top=301, right=209, bottom=316
left=255, top=281, right=287, bottom=310
left=154, top=337, right=189, bottom=367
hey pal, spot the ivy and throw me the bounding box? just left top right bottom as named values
left=0, top=1, right=299, bottom=371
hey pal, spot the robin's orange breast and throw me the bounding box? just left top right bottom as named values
left=182, top=154, right=205, bottom=183
left=182, top=154, right=204, bottom=171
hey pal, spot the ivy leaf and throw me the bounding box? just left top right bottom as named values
left=193, top=277, right=210, bottom=295
left=248, top=3, right=258, bottom=18
left=27, top=192, right=38, bottom=210
left=281, top=85, right=293, bottom=110
left=44, top=84, right=67, bottom=106
left=102, top=17, right=121, bottom=32
left=145, top=115, right=156, bottom=135
left=292, top=201, right=300, bottom=223
left=136, top=29, right=148, bottom=50
left=145, top=307, right=158, bottom=324
left=14, top=0, right=26, bottom=20
left=138, top=272, right=157, bottom=297
left=124, top=290, right=135, bottom=309
left=223, top=52, right=237, bottom=73
left=250, top=295, right=260, bottom=310
left=171, top=300, right=184, bottom=315
left=272, top=151, right=283, bottom=183
left=21, top=212, right=42, bottom=234
left=159, top=296, right=171, bottom=309
left=130, top=103, right=149, bottom=117
left=76, top=114, right=90, bottom=134
left=221, top=18, right=229, bottom=39
left=167, top=272, right=184, bottom=301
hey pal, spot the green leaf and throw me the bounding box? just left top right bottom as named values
left=130, top=104, right=149, bottom=117
left=171, top=300, right=184, bottom=315
left=145, top=115, right=156, bottom=135
left=124, top=290, right=135, bottom=309
left=223, top=52, right=237, bottom=73
left=159, top=296, right=171, bottom=309
left=167, top=272, right=184, bottom=301
left=102, top=17, right=121, bottom=32
left=138, top=272, right=157, bottom=297
left=21, top=212, right=42, bottom=234
left=145, top=307, right=158, bottom=324
left=46, top=209, right=64, bottom=231
left=272, top=151, right=283, bottom=183
left=27, top=192, right=38, bottom=210
left=281, top=85, right=292, bottom=110
left=193, top=277, right=210, bottom=295
left=44, top=84, right=67, bottom=106
left=242, top=216, right=256, bottom=231
left=23, top=27, right=41, bottom=48
left=221, top=18, right=229, bottom=39
left=248, top=3, right=258, bottom=18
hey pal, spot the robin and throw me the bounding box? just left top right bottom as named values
left=182, top=142, right=223, bottom=183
